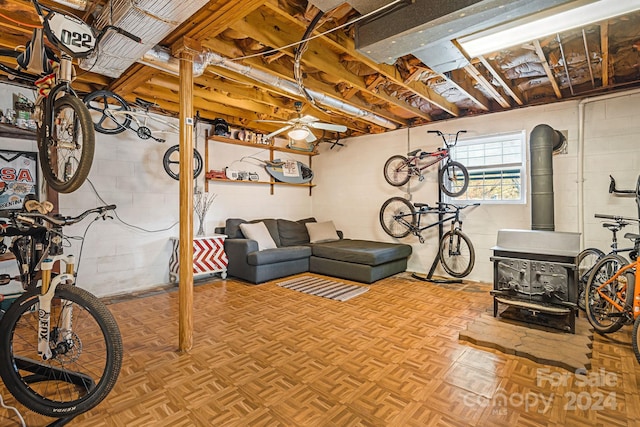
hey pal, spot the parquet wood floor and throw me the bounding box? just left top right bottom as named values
left=2, top=272, right=639, bottom=426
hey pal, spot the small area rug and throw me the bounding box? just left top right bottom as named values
left=277, top=276, right=368, bottom=301
left=459, top=312, right=593, bottom=372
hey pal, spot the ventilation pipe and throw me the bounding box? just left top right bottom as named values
left=203, top=51, right=398, bottom=130
left=530, top=124, right=565, bottom=231
left=140, top=47, right=400, bottom=131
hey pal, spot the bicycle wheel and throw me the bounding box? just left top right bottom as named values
left=38, top=95, right=95, bottom=193
left=379, top=197, right=416, bottom=238
left=0, top=284, right=122, bottom=418
left=585, top=254, right=628, bottom=335
left=83, top=90, right=131, bottom=135
left=383, top=155, right=411, bottom=186
left=632, top=315, right=640, bottom=365
left=439, top=229, right=475, bottom=278
left=162, top=145, right=203, bottom=180
left=439, top=161, right=469, bottom=197
left=576, top=248, right=605, bottom=311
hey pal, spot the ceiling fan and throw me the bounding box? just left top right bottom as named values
left=256, top=101, right=347, bottom=151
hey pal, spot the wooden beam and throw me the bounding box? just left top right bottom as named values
left=463, top=64, right=510, bottom=108
left=171, top=37, right=199, bottom=353
left=448, top=69, right=490, bottom=111
left=601, top=21, right=610, bottom=87
left=229, top=9, right=436, bottom=120
left=533, top=40, right=562, bottom=98
left=477, top=56, right=524, bottom=106
left=263, top=2, right=461, bottom=117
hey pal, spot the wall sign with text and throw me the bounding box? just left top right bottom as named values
left=0, top=150, right=38, bottom=210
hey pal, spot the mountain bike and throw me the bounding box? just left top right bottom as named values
left=0, top=0, right=140, bottom=193
left=0, top=201, right=122, bottom=418
left=83, top=89, right=203, bottom=180
left=383, top=130, right=469, bottom=197
left=577, top=216, right=632, bottom=310
left=379, top=197, right=479, bottom=277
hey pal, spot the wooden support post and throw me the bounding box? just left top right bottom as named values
left=172, top=36, right=201, bottom=352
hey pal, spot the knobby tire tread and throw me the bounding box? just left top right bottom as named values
left=383, top=155, right=411, bottom=187
left=379, top=197, right=415, bottom=238
left=439, top=230, right=475, bottom=278
left=0, top=285, right=122, bottom=418
left=585, top=253, right=628, bottom=335
left=39, top=95, right=94, bottom=193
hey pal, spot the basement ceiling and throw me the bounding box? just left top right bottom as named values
left=1, top=0, right=639, bottom=141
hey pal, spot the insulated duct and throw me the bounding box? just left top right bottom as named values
left=78, top=0, right=208, bottom=78
left=203, top=51, right=398, bottom=130
left=530, top=124, right=565, bottom=231
left=53, top=0, right=87, bottom=10
left=140, top=47, right=398, bottom=131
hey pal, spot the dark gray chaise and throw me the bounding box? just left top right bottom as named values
left=218, top=217, right=412, bottom=284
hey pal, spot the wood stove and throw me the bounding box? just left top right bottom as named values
left=490, top=229, right=580, bottom=333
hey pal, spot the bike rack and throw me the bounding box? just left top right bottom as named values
left=16, top=356, right=93, bottom=426
left=411, top=163, right=463, bottom=284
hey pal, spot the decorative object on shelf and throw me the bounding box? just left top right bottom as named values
left=265, top=158, right=313, bottom=184
left=193, top=187, right=217, bottom=237
left=212, top=118, right=230, bottom=137
left=205, top=169, right=226, bottom=180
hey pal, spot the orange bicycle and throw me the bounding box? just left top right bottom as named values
left=584, top=214, right=640, bottom=363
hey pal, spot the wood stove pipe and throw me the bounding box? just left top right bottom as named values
left=530, top=124, right=565, bottom=231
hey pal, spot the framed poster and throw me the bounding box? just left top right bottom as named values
left=0, top=149, right=39, bottom=210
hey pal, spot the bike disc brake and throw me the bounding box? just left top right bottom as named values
left=137, top=127, right=152, bottom=139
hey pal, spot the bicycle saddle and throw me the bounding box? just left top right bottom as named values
left=624, top=232, right=640, bottom=242
left=407, top=149, right=421, bottom=157
left=134, top=97, right=158, bottom=110
left=17, top=28, right=54, bottom=75
left=603, top=221, right=629, bottom=231
left=414, top=202, right=430, bottom=210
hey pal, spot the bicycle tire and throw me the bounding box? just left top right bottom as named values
left=439, top=161, right=469, bottom=197
left=439, top=229, right=475, bottom=278
left=383, top=155, right=411, bottom=186
left=379, top=197, right=416, bottom=238
left=632, top=315, right=640, bottom=365
left=0, top=284, right=122, bottom=418
left=576, top=248, right=605, bottom=311
left=162, top=145, right=203, bottom=180
left=83, top=90, right=131, bottom=135
left=38, top=95, right=95, bottom=193
left=585, top=254, right=628, bottom=335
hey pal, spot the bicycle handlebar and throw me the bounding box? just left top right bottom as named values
left=427, top=130, right=467, bottom=147
left=594, top=213, right=640, bottom=223
left=15, top=205, right=116, bottom=227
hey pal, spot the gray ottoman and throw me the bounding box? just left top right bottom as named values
left=309, top=239, right=412, bottom=283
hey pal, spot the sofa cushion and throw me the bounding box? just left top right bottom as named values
left=278, top=218, right=312, bottom=246
left=311, top=239, right=412, bottom=266
left=240, top=222, right=278, bottom=250
left=247, top=246, right=312, bottom=265
left=225, top=218, right=246, bottom=238
left=226, top=218, right=281, bottom=246
left=306, top=220, right=340, bottom=243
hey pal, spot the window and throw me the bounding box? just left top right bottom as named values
left=447, top=131, right=526, bottom=204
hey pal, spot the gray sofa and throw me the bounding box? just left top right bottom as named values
left=217, top=217, right=412, bottom=284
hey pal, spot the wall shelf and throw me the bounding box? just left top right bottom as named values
left=0, top=123, right=36, bottom=140
left=205, top=131, right=316, bottom=195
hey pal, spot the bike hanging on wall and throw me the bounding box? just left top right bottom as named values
left=0, top=0, right=140, bottom=193
left=83, top=89, right=203, bottom=180
left=383, top=130, right=469, bottom=197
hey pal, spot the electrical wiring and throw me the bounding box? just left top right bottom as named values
left=230, top=0, right=405, bottom=62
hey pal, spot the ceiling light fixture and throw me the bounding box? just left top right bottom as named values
left=288, top=125, right=310, bottom=141
left=458, top=0, right=640, bottom=57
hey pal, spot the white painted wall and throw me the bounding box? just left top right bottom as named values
left=1, top=80, right=639, bottom=294
left=312, top=90, right=640, bottom=283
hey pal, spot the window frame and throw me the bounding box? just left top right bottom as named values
left=444, top=130, right=527, bottom=205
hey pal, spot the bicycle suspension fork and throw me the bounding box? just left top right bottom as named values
left=38, top=254, right=76, bottom=360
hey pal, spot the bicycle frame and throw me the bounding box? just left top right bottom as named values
left=111, top=108, right=179, bottom=142
left=594, top=258, right=638, bottom=319
left=406, top=148, right=450, bottom=177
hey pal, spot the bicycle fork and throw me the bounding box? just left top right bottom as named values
left=38, top=254, right=76, bottom=360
